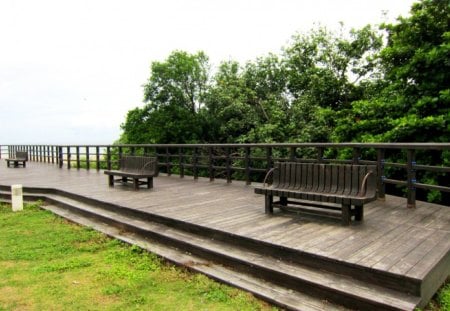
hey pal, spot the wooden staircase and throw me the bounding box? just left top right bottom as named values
left=0, top=186, right=424, bottom=310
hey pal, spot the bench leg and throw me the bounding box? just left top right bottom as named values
left=23, top=161, right=26, bottom=168
left=133, top=179, right=139, bottom=190
left=280, top=196, right=287, bottom=206
left=342, top=204, right=351, bottom=226
left=108, top=175, right=114, bottom=187
left=355, top=205, right=364, bottom=221
left=147, top=177, right=153, bottom=189
left=7, top=161, right=10, bottom=168
left=122, top=177, right=128, bottom=183
left=265, top=194, right=273, bottom=214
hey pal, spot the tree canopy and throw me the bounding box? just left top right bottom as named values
left=120, top=0, right=449, bottom=146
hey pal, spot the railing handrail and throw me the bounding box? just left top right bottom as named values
left=37, top=142, right=450, bottom=150
left=2, top=143, right=450, bottom=208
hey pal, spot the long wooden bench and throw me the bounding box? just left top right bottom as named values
left=254, top=162, right=378, bottom=225
left=104, top=156, right=157, bottom=190
left=5, top=151, right=28, bottom=168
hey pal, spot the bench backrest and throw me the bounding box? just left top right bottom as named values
left=272, top=162, right=377, bottom=198
left=120, top=156, right=157, bottom=175
left=16, top=151, right=28, bottom=161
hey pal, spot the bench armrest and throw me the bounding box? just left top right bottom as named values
left=359, top=170, right=375, bottom=197
left=142, top=159, right=156, bottom=169
left=263, top=167, right=278, bottom=187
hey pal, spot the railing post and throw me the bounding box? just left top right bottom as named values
left=106, top=146, right=112, bottom=170
left=166, top=147, right=171, bottom=176
left=39, top=145, right=43, bottom=162
left=96, top=146, right=100, bottom=170
left=317, top=147, right=324, bottom=163
left=245, top=147, right=251, bottom=185
left=225, top=147, right=231, bottom=183
left=58, top=146, right=63, bottom=168
left=193, top=147, right=198, bottom=180
left=377, top=148, right=386, bottom=200
left=51, top=146, right=55, bottom=164
left=208, top=146, right=214, bottom=182
left=67, top=146, right=71, bottom=169
left=266, top=146, right=273, bottom=171
left=289, top=147, right=296, bottom=162
left=179, top=147, right=184, bottom=178
left=118, top=146, right=123, bottom=161
left=352, top=147, right=361, bottom=164
left=76, top=146, right=80, bottom=169
left=406, top=149, right=416, bottom=208
left=86, top=146, right=90, bottom=170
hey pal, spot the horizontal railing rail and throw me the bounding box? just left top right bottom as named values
left=2, top=143, right=450, bottom=208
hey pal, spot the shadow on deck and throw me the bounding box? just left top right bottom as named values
left=1, top=162, right=449, bottom=310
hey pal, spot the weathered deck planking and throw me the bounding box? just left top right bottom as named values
left=1, top=161, right=449, bottom=305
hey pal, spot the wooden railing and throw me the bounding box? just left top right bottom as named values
left=2, top=143, right=450, bottom=208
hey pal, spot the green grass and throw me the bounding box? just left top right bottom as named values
left=2, top=202, right=449, bottom=311
left=0, top=202, right=276, bottom=311
left=425, top=279, right=450, bottom=311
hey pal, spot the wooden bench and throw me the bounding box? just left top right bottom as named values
left=5, top=151, right=28, bottom=168
left=104, top=156, right=157, bottom=190
left=254, top=162, right=378, bottom=225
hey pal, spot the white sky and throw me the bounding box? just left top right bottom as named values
left=0, top=0, right=416, bottom=144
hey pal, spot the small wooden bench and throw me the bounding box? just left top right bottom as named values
left=104, top=156, right=157, bottom=190
left=5, top=151, right=28, bottom=168
left=254, top=162, right=378, bottom=225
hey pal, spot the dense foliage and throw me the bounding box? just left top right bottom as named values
left=119, top=0, right=449, bottom=202
left=121, top=0, right=449, bottom=146
left=334, top=0, right=450, bottom=143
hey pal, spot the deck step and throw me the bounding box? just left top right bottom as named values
left=0, top=189, right=421, bottom=311
left=42, top=204, right=347, bottom=311
left=0, top=186, right=423, bottom=297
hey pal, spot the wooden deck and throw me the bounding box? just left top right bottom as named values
left=1, top=161, right=449, bottom=309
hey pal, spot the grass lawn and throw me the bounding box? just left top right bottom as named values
left=0, top=202, right=448, bottom=311
left=0, top=202, right=276, bottom=311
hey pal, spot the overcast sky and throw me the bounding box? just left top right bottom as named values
left=0, top=0, right=416, bottom=145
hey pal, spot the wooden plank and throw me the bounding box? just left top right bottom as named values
left=330, top=165, right=339, bottom=194
left=407, top=233, right=450, bottom=279
left=350, top=165, right=360, bottom=196
left=294, top=163, right=302, bottom=189
left=389, top=230, right=449, bottom=275
left=1, top=160, right=450, bottom=297
left=331, top=222, right=410, bottom=262
left=273, top=162, right=281, bottom=188
left=371, top=226, right=436, bottom=271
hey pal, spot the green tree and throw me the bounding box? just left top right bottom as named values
left=334, top=0, right=450, bottom=143
left=283, top=25, right=382, bottom=142
left=204, top=55, right=290, bottom=143
left=121, top=51, right=211, bottom=144
left=202, top=60, right=254, bottom=142
left=284, top=25, right=382, bottom=111
left=143, top=50, right=210, bottom=113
